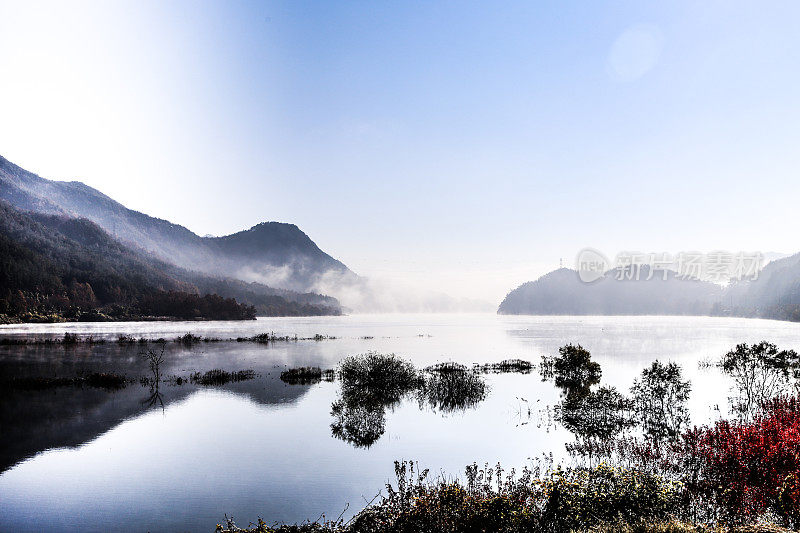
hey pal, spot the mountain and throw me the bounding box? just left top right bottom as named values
left=498, top=267, right=723, bottom=316
left=500, top=258, right=800, bottom=322
left=0, top=154, right=357, bottom=294
left=0, top=200, right=340, bottom=321
left=720, top=252, right=800, bottom=321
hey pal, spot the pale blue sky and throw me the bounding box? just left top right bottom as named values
left=2, top=1, right=799, bottom=302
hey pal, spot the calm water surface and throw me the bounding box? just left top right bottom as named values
left=1, top=313, right=799, bottom=532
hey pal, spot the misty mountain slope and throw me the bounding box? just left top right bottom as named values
left=721, top=252, right=800, bottom=320
left=210, top=222, right=355, bottom=290
left=0, top=154, right=357, bottom=293
left=498, top=267, right=723, bottom=316
left=0, top=200, right=340, bottom=318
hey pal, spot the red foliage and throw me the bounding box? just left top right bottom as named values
left=684, top=396, right=800, bottom=525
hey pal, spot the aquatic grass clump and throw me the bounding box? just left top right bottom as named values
left=190, top=369, right=256, bottom=386
left=330, top=353, right=491, bottom=447
left=475, top=358, right=534, bottom=374
left=176, top=333, right=202, bottom=345
left=330, top=353, right=422, bottom=448
left=338, top=352, right=422, bottom=400
left=236, top=333, right=299, bottom=343
left=0, top=332, right=338, bottom=346
left=62, top=332, right=79, bottom=344
left=0, top=334, right=107, bottom=345
left=236, top=333, right=334, bottom=343
left=280, top=367, right=335, bottom=384
left=424, top=362, right=469, bottom=374
left=419, top=367, right=487, bottom=412
left=8, top=372, right=128, bottom=390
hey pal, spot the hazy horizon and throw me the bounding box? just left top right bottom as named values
left=3, top=1, right=800, bottom=304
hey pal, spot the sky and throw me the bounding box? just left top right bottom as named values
left=2, top=1, right=800, bottom=305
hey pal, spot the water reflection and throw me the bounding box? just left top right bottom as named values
left=329, top=355, right=491, bottom=447
left=417, top=367, right=487, bottom=413
left=3, top=315, right=800, bottom=532
left=0, top=343, right=313, bottom=472
left=541, top=344, right=692, bottom=464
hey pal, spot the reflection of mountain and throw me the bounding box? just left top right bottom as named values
left=0, top=346, right=314, bottom=472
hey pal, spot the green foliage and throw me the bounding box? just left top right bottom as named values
left=541, top=344, right=602, bottom=399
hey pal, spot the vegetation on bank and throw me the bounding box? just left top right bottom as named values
left=218, top=342, right=800, bottom=532
left=216, top=458, right=798, bottom=532
left=0, top=332, right=340, bottom=345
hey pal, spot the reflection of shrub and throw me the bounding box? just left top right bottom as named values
left=718, top=342, right=799, bottom=418
left=419, top=368, right=487, bottom=412
left=559, top=386, right=635, bottom=441
left=631, top=361, right=691, bottom=441
left=330, top=400, right=386, bottom=448
left=280, top=367, right=335, bottom=384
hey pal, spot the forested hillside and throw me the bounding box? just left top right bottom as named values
left=0, top=154, right=357, bottom=294
left=0, top=201, right=340, bottom=322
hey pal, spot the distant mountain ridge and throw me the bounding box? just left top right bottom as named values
left=500, top=258, right=800, bottom=322
left=499, top=267, right=722, bottom=316
left=0, top=154, right=357, bottom=294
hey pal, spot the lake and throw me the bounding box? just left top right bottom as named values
left=1, top=313, right=799, bottom=532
